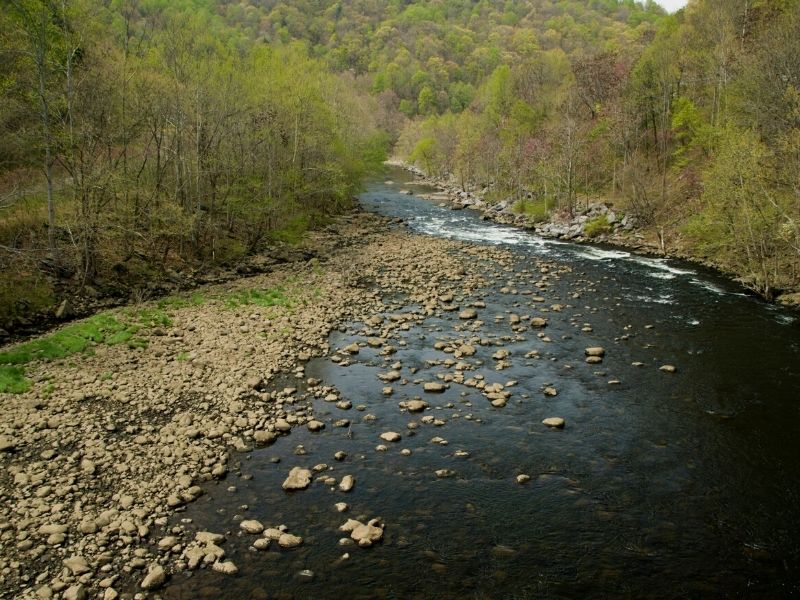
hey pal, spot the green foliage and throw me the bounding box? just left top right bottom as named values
left=269, top=214, right=310, bottom=246
left=0, top=366, right=31, bottom=394
left=584, top=214, right=612, bottom=238
left=512, top=198, right=550, bottom=223
left=0, top=0, right=386, bottom=319
left=224, top=288, right=292, bottom=309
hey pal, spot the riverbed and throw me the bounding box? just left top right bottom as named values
left=162, top=168, right=800, bottom=599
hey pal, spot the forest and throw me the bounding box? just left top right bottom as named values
left=2, top=0, right=800, bottom=329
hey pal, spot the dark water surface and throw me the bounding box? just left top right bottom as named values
left=164, top=169, right=800, bottom=599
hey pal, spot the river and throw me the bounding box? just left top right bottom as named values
left=163, top=168, right=800, bottom=599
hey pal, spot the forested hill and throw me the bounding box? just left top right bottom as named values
left=1, top=1, right=800, bottom=331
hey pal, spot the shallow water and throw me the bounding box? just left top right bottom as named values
left=163, top=169, right=800, bottom=599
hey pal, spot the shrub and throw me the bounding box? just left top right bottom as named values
left=584, top=214, right=612, bottom=238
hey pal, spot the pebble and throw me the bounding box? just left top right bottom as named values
left=542, top=417, right=566, bottom=429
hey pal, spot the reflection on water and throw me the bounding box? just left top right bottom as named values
left=164, top=168, right=800, bottom=599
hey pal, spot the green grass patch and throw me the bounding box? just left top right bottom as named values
left=584, top=214, right=612, bottom=238
left=224, top=287, right=292, bottom=309
left=512, top=198, right=550, bottom=223
left=0, top=308, right=171, bottom=394
left=0, top=366, right=31, bottom=393
left=176, top=351, right=190, bottom=361
left=157, top=293, right=205, bottom=311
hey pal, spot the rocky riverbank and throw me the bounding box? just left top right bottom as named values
left=0, top=210, right=510, bottom=599
left=388, top=161, right=800, bottom=307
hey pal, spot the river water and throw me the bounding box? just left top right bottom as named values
left=164, top=169, right=800, bottom=599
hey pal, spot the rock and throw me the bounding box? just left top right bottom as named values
left=543, top=387, right=557, bottom=397
left=379, top=432, right=401, bottom=442
left=351, top=522, right=384, bottom=548
left=62, top=585, right=87, bottom=600
left=542, top=417, right=565, bottom=429
left=457, top=344, right=476, bottom=356
left=405, top=399, right=428, bottom=412
left=380, top=370, right=402, bottom=382
left=158, top=536, right=178, bottom=550
left=530, top=317, right=548, bottom=328
left=307, top=420, right=325, bottom=432
left=184, top=545, right=206, bottom=569
left=253, top=538, right=270, bottom=550
left=516, top=474, right=531, bottom=484
left=458, top=308, right=477, bottom=320
left=278, top=533, right=303, bottom=548
left=212, top=560, right=238, bottom=575
left=338, top=475, right=355, bottom=492
left=585, top=347, right=606, bottom=357
left=0, top=435, right=17, bottom=452
left=340, top=518, right=384, bottom=547
left=140, top=564, right=166, bottom=590
left=63, top=556, right=91, bottom=575
left=35, top=586, right=53, bottom=599
left=435, top=469, right=456, bottom=478
left=334, top=451, right=347, bottom=461
left=195, top=531, right=225, bottom=544
left=339, top=519, right=361, bottom=532
left=660, top=364, right=677, bottom=373
left=55, top=298, right=73, bottom=319
left=253, top=430, right=277, bottom=446
left=240, top=520, right=264, bottom=534
left=246, top=376, right=264, bottom=391
left=423, top=382, right=446, bottom=393
left=282, top=467, right=312, bottom=491
left=39, top=523, right=68, bottom=535
left=335, top=502, right=349, bottom=513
